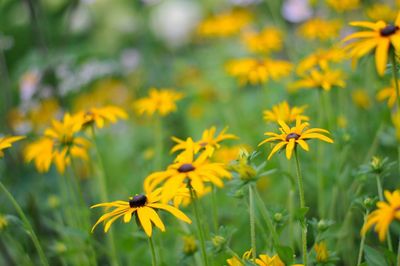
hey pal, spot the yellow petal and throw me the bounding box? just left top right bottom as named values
left=144, top=207, right=166, bottom=232
left=147, top=203, right=192, bottom=224
left=286, top=139, right=295, bottom=159
left=137, top=207, right=153, bottom=237
left=375, top=38, right=390, bottom=76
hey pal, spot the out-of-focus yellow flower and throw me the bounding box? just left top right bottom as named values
left=0, top=136, right=25, bottom=157
left=47, top=195, right=60, bottom=208
left=342, top=13, right=400, bottom=76
left=391, top=111, right=400, bottom=140
left=172, top=184, right=211, bottom=208
left=263, top=101, right=309, bottom=124
left=226, top=58, right=292, bottom=86
left=259, top=118, right=333, bottom=160
left=296, top=48, right=345, bottom=75
left=376, top=80, right=398, bottom=108
left=197, top=9, right=252, bottom=38
left=255, top=254, right=284, bottom=266
left=366, top=4, right=397, bottom=23
left=314, top=241, right=329, bottom=262
left=361, top=190, right=400, bottom=241
left=182, top=235, right=197, bottom=255
left=226, top=249, right=253, bottom=266
left=213, top=145, right=250, bottom=164
left=0, top=214, right=8, bottom=230
left=337, top=115, right=348, bottom=128
left=326, top=0, right=359, bottom=13
left=28, top=99, right=61, bottom=132
left=75, top=105, right=128, bottom=129
left=242, top=27, right=283, bottom=54
left=351, top=89, right=371, bottom=109
left=298, top=18, right=341, bottom=41
left=143, top=148, right=155, bottom=160
left=134, top=88, right=183, bottom=117
left=290, top=68, right=346, bottom=92
left=24, top=113, right=90, bottom=174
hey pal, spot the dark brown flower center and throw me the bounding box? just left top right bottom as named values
left=380, top=24, right=399, bottom=37
left=286, top=133, right=300, bottom=141
left=178, top=163, right=195, bottom=173
left=129, top=194, right=147, bottom=208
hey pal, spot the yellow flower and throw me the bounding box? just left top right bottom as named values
left=91, top=187, right=191, bottom=237
left=0, top=214, right=8, bottom=230
left=171, top=127, right=238, bottom=157
left=342, top=13, right=400, bottom=76
left=0, top=135, right=25, bottom=157
left=351, top=89, right=371, bottom=109
left=28, top=98, right=61, bottom=132
left=392, top=111, right=400, bottom=140
left=255, top=254, right=284, bottom=266
left=263, top=101, right=309, bottom=124
left=76, top=105, right=128, bottom=129
left=361, top=190, right=400, bottom=241
left=213, top=145, right=250, bottom=164
left=296, top=48, right=345, bottom=75
left=226, top=58, right=292, bottom=86
left=182, top=235, right=197, bottom=255
left=314, top=241, right=329, bottom=262
left=226, top=249, right=253, bottom=266
left=376, top=80, right=398, bottom=107
left=290, top=68, right=346, bottom=92
left=298, top=18, right=341, bottom=41
left=258, top=118, right=334, bottom=160
left=197, top=9, right=252, bottom=38
left=145, top=151, right=231, bottom=202
left=171, top=184, right=211, bottom=208
left=366, top=4, right=397, bottom=23
left=24, top=113, right=90, bottom=174
left=134, top=88, right=183, bottom=117
left=326, top=0, right=359, bottom=13
left=242, top=27, right=283, bottom=54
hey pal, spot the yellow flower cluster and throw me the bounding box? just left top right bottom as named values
left=242, top=27, right=283, bottom=54
left=298, top=18, right=341, bottom=41
left=134, top=88, right=183, bottom=117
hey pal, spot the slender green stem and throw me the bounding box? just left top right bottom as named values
left=357, top=211, right=369, bottom=266
left=249, top=184, right=257, bottom=260
left=189, top=185, right=209, bottom=266
left=90, top=127, right=119, bottom=266
left=0, top=181, right=49, bottom=266
left=391, top=50, right=400, bottom=108
left=294, top=149, right=307, bottom=266
left=317, top=90, right=325, bottom=219
left=148, top=237, right=157, bottom=266
left=288, top=188, right=295, bottom=250
left=154, top=116, right=163, bottom=170
left=254, top=187, right=279, bottom=245
left=211, top=184, right=218, bottom=232
left=396, top=237, right=400, bottom=266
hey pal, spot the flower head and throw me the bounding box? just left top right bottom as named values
left=366, top=4, right=397, bottom=23
left=314, top=241, right=329, bottom=262
left=255, top=254, right=284, bottom=266
left=296, top=48, right=345, bottom=75
left=290, top=67, right=346, bottom=92
left=376, top=80, right=398, bottom=107
left=76, top=105, right=128, bottom=129
left=263, top=101, right=309, bottom=124
left=24, top=113, right=90, bottom=174
left=91, top=186, right=191, bottom=237
left=361, top=190, right=400, bottom=241
left=145, top=151, right=231, bottom=202
left=326, top=0, right=359, bottom=13
left=242, top=27, right=283, bottom=54
left=258, top=118, right=334, bottom=160
left=134, top=88, right=183, bottom=117
left=298, top=18, right=341, bottom=41
left=342, top=12, right=400, bottom=76
left=226, top=58, right=292, bottom=86
left=0, top=136, right=25, bottom=157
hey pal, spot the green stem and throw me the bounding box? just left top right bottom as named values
left=391, top=50, right=400, bottom=109
left=154, top=117, right=163, bottom=170
left=317, top=90, right=325, bottom=219
left=90, top=127, right=119, bottom=266
left=0, top=181, right=49, bottom=266
left=249, top=184, right=257, bottom=260
left=211, top=184, right=218, bottom=232
left=294, top=149, right=307, bottom=266
left=148, top=237, right=157, bottom=266
left=189, top=185, right=209, bottom=266
left=288, top=188, right=295, bottom=250
left=397, top=237, right=400, bottom=266
left=357, top=211, right=369, bottom=266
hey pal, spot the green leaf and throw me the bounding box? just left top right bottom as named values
left=364, top=245, right=389, bottom=266
left=276, top=245, right=294, bottom=265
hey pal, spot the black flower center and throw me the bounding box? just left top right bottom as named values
left=380, top=24, right=398, bottom=37
left=286, top=133, right=300, bottom=141
left=178, top=163, right=195, bottom=173
left=129, top=194, right=147, bottom=208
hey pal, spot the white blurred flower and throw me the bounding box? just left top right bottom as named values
left=69, top=4, right=92, bottom=33
left=120, top=49, right=141, bottom=73
left=150, top=0, right=201, bottom=48
left=230, top=0, right=261, bottom=6
left=19, top=70, right=41, bottom=102
left=282, top=0, right=312, bottom=23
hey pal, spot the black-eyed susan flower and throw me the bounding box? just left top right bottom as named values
left=145, top=151, right=231, bottom=203
left=342, top=13, right=400, bottom=76
left=242, top=27, right=283, bottom=54
left=255, top=254, right=284, bottom=266
left=226, top=249, right=252, bottom=266
left=258, top=118, right=334, bottom=160
left=0, top=136, right=25, bottom=157
left=296, top=48, right=345, bottom=75
left=171, top=184, right=211, bottom=208
left=91, top=187, right=191, bottom=237
left=298, top=18, right=341, bottom=41
left=24, top=113, right=90, bottom=174
left=226, top=58, right=293, bottom=86
left=196, top=9, right=252, bottom=38
left=76, top=105, right=128, bottom=129
left=376, top=80, right=398, bottom=107
left=326, top=0, right=359, bottom=13
left=365, top=4, right=397, bottom=23
left=171, top=126, right=238, bottom=158
left=314, top=241, right=329, bottom=262
left=290, top=67, right=346, bottom=92
left=361, top=190, right=400, bottom=241
left=263, top=101, right=309, bottom=124
left=134, top=88, right=183, bottom=117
